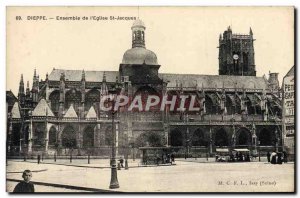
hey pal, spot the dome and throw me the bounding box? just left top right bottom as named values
left=122, top=47, right=158, bottom=65
left=132, top=19, right=145, bottom=29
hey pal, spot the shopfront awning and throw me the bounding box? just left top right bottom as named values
left=233, top=149, right=250, bottom=152
left=216, top=148, right=229, bottom=152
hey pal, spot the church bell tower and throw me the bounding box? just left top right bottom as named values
left=218, top=26, right=256, bottom=76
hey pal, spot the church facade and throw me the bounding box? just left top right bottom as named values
left=7, top=20, right=284, bottom=157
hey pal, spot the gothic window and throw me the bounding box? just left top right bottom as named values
left=243, top=52, right=249, bottom=72
left=205, top=94, right=218, bottom=114
left=192, top=129, right=208, bottom=146
left=105, top=126, right=113, bottom=146
left=85, top=89, right=100, bottom=112
left=259, top=128, right=275, bottom=146
left=62, top=126, right=76, bottom=148
left=83, top=126, right=94, bottom=148
left=65, top=89, right=82, bottom=113
left=49, top=90, right=60, bottom=116
left=215, top=128, right=228, bottom=147
left=170, top=129, right=183, bottom=146
left=34, top=127, right=44, bottom=146
left=236, top=128, right=252, bottom=146
left=49, top=126, right=57, bottom=145
left=226, top=95, right=235, bottom=115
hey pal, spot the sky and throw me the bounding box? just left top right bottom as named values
left=6, top=6, right=294, bottom=96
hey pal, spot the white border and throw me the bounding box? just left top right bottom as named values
left=1, top=1, right=298, bottom=197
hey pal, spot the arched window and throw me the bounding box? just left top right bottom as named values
left=192, top=129, right=208, bottom=146
left=62, top=126, right=76, bottom=148
left=170, top=129, right=183, bottom=146
left=226, top=95, right=235, bottom=115
left=236, top=128, right=252, bottom=146
left=85, top=89, right=100, bottom=112
left=83, top=126, right=94, bottom=148
left=205, top=94, right=218, bottom=114
left=259, top=128, right=275, bottom=146
left=49, top=90, right=60, bottom=116
left=215, top=128, right=228, bottom=147
left=49, top=126, right=57, bottom=145
left=105, top=126, right=113, bottom=146
left=243, top=52, right=249, bottom=72
left=65, top=89, right=82, bottom=113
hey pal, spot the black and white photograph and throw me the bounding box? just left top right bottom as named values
left=5, top=6, right=295, bottom=193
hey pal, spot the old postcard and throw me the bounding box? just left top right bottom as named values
left=6, top=6, right=295, bottom=193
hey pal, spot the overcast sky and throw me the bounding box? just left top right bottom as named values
left=7, top=6, right=294, bottom=96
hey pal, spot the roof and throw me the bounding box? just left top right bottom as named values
left=11, top=102, right=21, bottom=119
left=48, top=69, right=118, bottom=82
left=122, top=47, right=158, bottom=65
left=32, top=99, right=55, bottom=117
left=64, top=105, right=78, bottom=118
left=86, top=106, right=97, bottom=119
left=6, top=90, right=17, bottom=100
left=159, top=73, right=268, bottom=90
left=285, top=66, right=294, bottom=77
left=132, top=19, right=145, bottom=29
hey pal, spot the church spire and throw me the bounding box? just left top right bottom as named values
left=131, top=19, right=146, bottom=48
left=18, top=74, right=25, bottom=107
left=18, top=74, right=24, bottom=95
left=26, top=81, right=30, bottom=96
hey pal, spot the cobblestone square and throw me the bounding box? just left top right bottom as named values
left=6, top=159, right=294, bottom=192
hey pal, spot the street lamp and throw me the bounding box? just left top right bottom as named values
left=124, top=130, right=129, bottom=170
left=109, top=93, right=119, bottom=189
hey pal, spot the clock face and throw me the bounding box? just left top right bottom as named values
left=233, top=54, right=239, bottom=60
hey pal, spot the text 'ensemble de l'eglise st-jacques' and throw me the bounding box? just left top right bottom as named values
left=6, top=19, right=295, bottom=159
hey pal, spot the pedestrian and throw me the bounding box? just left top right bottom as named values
left=13, top=170, right=35, bottom=193
left=171, top=153, right=175, bottom=163
left=270, top=151, right=277, bottom=164
left=156, top=155, right=160, bottom=166
left=167, top=154, right=171, bottom=164
left=37, top=154, right=41, bottom=164
left=283, top=151, right=288, bottom=163
left=119, top=157, right=124, bottom=168
left=277, top=152, right=282, bottom=164
left=246, top=154, right=250, bottom=162
left=267, top=152, right=271, bottom=163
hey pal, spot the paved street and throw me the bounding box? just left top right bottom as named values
left=6, top=158, right=294, bottom=192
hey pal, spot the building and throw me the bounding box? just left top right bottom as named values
left=282, top=66, right=295, bottom=160
left=218, top=26, right=256, bottom=76
left=7, top=19, right=283, bottom=157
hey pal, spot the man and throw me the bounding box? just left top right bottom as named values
left=267, top=152, right=271, bottom=163
left=13, top=170, right=35, bottom=193
left=119, top=157, right=124, bottom=168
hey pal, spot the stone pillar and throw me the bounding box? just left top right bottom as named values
left=44, top=123, right=49, bottom=153
left=28, top=118, right=33, bottom=153
left=209, top=126, right=213, bottom=154
left=94, top=123, right=101, bottom=147
left=78, top=124, right=82, bottom=149
left=58, top=124, right=62, bottom=147
left=164, top=124, right=169, bottom=146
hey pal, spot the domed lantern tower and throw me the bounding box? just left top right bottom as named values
left=119, top=19, right=162, bottom=85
